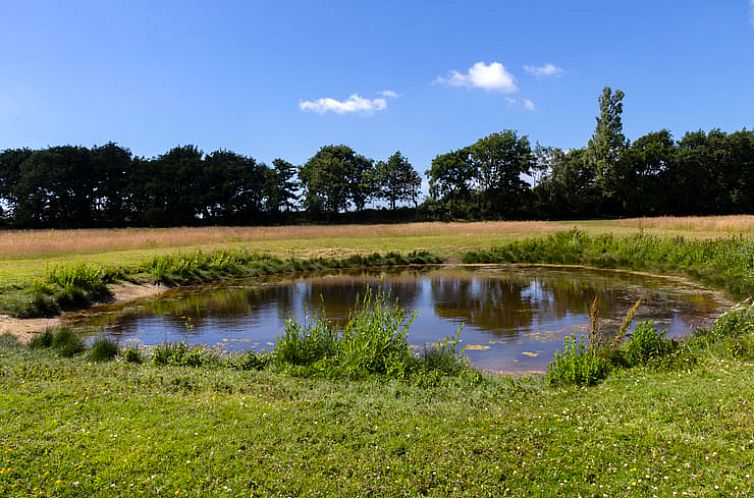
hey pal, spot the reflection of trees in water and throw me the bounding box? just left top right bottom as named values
left=430, top=272, right=721, bottom=337
left=70, top=268, right=722, bottom=340
left=297, top=277, right=421, bottom=327
left=89, top=272, right=423, bottom=332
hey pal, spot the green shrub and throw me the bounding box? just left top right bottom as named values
left=234, top=351, right=270, bottom=371
left=336, top=288, right=416, bottom=379
left=46, top=264, right=111, bottom=301
left=547, top=335, right=610, bottom=387
left=621, top=321, right=674, bottom=366
left=270, top=287, right=469, bottom=380
left=273, top=317, right=338, bottom=368
left=89, top=338, right=120, bottom=362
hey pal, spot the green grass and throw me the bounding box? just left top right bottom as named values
left=2, top=326, right=754, bottom=496
left=3, top=223, right=754, bottom=495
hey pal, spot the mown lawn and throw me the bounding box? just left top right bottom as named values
left=1, top=340, right=753, bottom=497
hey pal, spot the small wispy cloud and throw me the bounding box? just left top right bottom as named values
left=299, top=92, right=396, bottom=115
left=750, top=0, right=754, bottom=26
left=523, top=63, right=564, bottom=78
left=505, top=97, right=536, bottom=111
left=435, top=61, right=518, bottom=93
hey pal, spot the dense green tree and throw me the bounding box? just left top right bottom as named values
left=0, top=148, right=33, bottom=223
left=202, top=150, right=268, bottom=224
left=299, top=145, right=372, bottom=217
left=426, top=147, right=475, bottom=218
left=373, top=151, right=421, bottom=209
left=12, top=146, right=95, bottom=227
left=132, top=145, right=204, bottom=226
left=469, top=130, right=533, bottom=217
left=621, top=130, right=675, bottom=215
left=91, top=142, right=133, bottom=226
left=265, top=158, right=299, bottom=214
left=534, top=148, right=600, bottom=218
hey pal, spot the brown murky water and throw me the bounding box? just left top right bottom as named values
left=65, top=266, right=726, bottom=373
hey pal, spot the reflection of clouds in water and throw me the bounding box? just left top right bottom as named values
left=67, top=266, right=724, bottom=373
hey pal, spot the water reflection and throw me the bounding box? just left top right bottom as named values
left=64, top=266, right=725, bottom=373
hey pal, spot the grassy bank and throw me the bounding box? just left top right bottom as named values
left=2, top=302, right=754, bottom=496
left=0, top=249, right=443, bottom=318
left=464, top=229, right=754, bottom=299
left=3, top=217, right=754, bottom=287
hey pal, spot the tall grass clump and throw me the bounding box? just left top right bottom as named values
left=620, top=321, right=674, bottom=366
left=28, top=328, right=86, bottom=357
left=151, top=342, right=225, bottom=368
left=273, top=317, right=338, bottom=370
left=548, top=296, right=683, bottom=386
left=546, top=335, right=610, bottom=387
left=270, top=287, right=467, bottom=380
left=89, top=337, right=120, bottom=362
left=418, top=329, right=468, bottom=377
left=22, top=263, right=115, bottom=317
left=337, top=288, right=416, bottom=379
left=143, top=249, right=444, bottom=286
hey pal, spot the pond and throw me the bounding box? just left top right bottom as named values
left=64, top=266, right=726, bottom=373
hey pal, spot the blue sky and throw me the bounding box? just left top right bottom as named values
left=1, top=1, right=753, bottom=174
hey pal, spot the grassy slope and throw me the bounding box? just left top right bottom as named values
left=1, top=340, right=752, bottom=497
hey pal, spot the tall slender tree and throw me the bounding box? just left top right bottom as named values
left=587, top=87, right=626, bottom=213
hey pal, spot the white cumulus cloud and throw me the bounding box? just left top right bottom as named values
left=524, top=63, right=564, bottom=78
left=299, top=93, right=391, bottom=115
left=378, top=90, right=398, bottom=98
left=522, top=98, right=536, bottom=111
left=435, top=61, right=518, bottom=93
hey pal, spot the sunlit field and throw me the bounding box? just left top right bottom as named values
left=3, top=216, right=754, bottom=287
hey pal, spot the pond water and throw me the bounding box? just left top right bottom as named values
left=64, top=266, right=726, bottom=373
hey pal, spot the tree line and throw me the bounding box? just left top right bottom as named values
left=1, top=86, right=753, bottom=228
left=0, top=144, right=420, bottom=227
left=427, top=87, right=754, bottom=219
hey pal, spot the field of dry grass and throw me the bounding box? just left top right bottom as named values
left=1, top=217, right=753, bottom=286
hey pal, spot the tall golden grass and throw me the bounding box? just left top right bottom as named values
left=0, top=222, right=563, bottom=260
left=1, top=216, right=753, bottom=262
left=616, top=215, right=754, bottom=232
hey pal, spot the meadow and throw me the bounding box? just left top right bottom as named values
left=4, top=215, right=754, bottom=286
left=1, top=217, right=754, bottom=496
